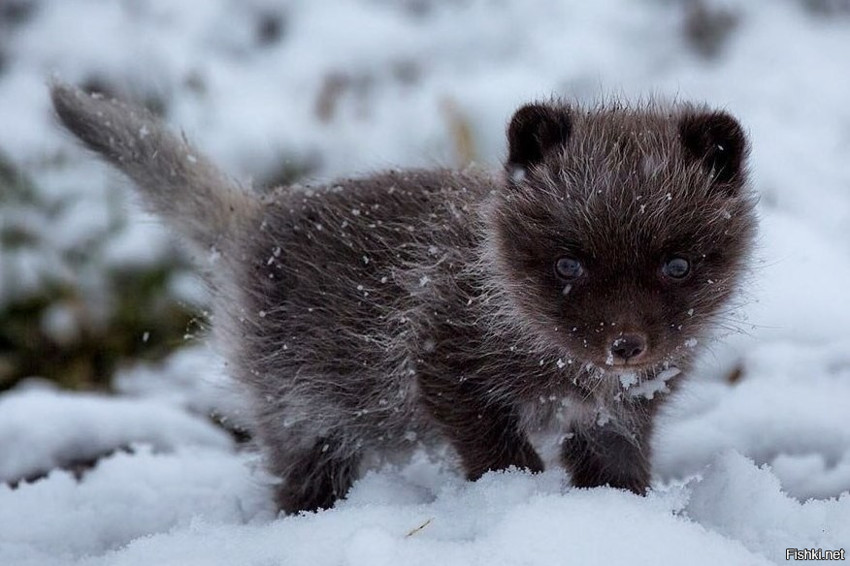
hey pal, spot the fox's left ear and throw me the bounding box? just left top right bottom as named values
left=505, top=103, right=572, bottom=179
left=679, top=110, right=749, bottom=194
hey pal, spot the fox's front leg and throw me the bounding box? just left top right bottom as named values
left=561, top=413, right=654, bottom=494
left=420, top=380, right=543, bottom=479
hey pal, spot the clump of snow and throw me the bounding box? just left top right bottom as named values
left=618, top=371, right=638, bottom=389
left=627, top=366, right=681, bottom=399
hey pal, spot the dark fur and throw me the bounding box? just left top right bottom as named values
left=51, top=84, right=757, bottom=513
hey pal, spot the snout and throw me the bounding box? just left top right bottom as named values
left=609, top=332, right=648, bottom=365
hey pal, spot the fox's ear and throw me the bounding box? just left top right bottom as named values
left=506, top=103, right=572, bottom=177
left=679, top=110, right=749, bottom=193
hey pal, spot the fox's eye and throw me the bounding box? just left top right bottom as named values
left=554, top=256, right=583, bottom=280
left=662, top=256, right=691, bottom=280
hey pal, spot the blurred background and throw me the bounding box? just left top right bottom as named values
left=1, top=0, right=850, bottom=497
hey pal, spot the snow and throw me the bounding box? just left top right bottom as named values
left=627, top=367, right=681, bottom=400
left=2, top=0, right=850, bottom=564
left=687, top=452, right=850, bottom=562
left=655, top=338, right=850, bottom=501
left=3, top=444, right=844, bottom=565
left=0, top=381, right=233, bottom=484
left=0, top=446, right=274, bottom=566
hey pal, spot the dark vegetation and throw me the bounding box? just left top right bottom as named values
left=0, top=153, right=199, bottom=393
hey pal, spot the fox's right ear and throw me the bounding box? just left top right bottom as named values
left=506, top=103, right=572, bottom=180
left=679, top=110, right=749, bottom=195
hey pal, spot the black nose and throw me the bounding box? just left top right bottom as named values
left=610, top=333, right=647, bottom=364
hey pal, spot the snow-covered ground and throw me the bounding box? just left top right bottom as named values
left=1, top=0, right=850, bottom=564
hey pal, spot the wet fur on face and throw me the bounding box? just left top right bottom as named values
left=50, top=85, right=757, bottom=513
left=491, top=102, right=756, bottom=375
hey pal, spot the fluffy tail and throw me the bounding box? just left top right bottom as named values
left=50, top=82, right=259, bottom=254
